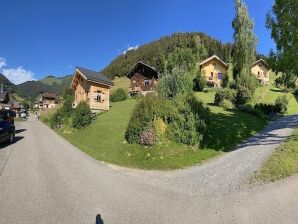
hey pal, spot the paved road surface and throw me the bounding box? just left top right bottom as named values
left=0, top=115, right=298, bottom=224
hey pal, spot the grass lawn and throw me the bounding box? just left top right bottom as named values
left=196, top=91, right=267, bottom=151
left=59, top=100, right=220, bottom=170
left=58, top=90, right=268, bottom=170
left=253, top=128, right=298, bottom=182
left=110, top=77, right=130, bottom=94
left=254, top=86, right=298, bottom=115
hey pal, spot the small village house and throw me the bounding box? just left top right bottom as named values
left=250, top=59, right=270, bottom=85
left=199, top=55, right=229, bottom=87
left=10, top=102, right=22, bottom=113
left=71, top=67, right=114, bottom=112
left=40, top=92, right=58, bottom=109
left=127, top=61, right=158, bottom=96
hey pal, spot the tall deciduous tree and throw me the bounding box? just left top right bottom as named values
left=266, top=0, right=298, bottom=79
left=232, top=0, right=258, bottom=77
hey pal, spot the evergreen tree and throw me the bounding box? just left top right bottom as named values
left=266, top=0, right=298, bottom=78
left=232, top=0, right=258, bottom=77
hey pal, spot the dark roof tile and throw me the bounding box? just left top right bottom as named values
left=76, top=67, right=114, bottom=86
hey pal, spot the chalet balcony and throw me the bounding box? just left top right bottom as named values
left=128, top=86, right=141, bottom=93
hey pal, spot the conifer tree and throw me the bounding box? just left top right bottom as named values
left=232, top=0, right=258, bottom=77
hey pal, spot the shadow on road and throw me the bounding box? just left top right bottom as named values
left=16, top=129, right=26, bottom=134
left=0, top=136, right=24, bottom=150
left=95, top=214, right=104, bottom=224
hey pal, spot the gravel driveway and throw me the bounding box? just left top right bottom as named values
left=0, top=115, right=297, bottom=224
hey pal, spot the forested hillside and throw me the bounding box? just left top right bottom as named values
left=16, top=75, right=72, bottom=100
left=101, top=32, right=233, bottom=78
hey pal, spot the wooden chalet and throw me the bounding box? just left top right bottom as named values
left=251, top=59, right=270, bottom=85
left=127, top=61, right=159, bottom=96
left=199, top=55, right=229, bottom=87
left=71, top=67, right=114, bottom=112
left=40, top=92, right=58, bottom=109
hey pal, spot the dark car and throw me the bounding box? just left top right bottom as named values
left=0, top=120, right=15, bottom=144
left=0, top=109, right=16, bottom=125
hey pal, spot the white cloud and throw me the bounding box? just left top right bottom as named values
left=123, top=45, right=139, bottom=54
left=2, top=67, right=35, bottom=85
left=0, top=57, right=35, bottom=85
left=0, top=57, right=6, bottom=69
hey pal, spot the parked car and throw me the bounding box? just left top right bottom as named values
left=0, top=109, right=16, bottom=125
left=0, top=120, right=15, bottom=144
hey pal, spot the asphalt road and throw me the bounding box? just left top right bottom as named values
left=0, top=116, right=298, bottom=224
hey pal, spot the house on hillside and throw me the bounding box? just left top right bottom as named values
left=11, top=102, right=22, bottom=113
left=41, top=92, right=58, bottom=109
left=71, top=67, right=114, bottom=112
left=127, top=61, right=159, bottom=96
left=251, top=59, right=270, bottom=85
left=199, top=55, right=229, bottom=87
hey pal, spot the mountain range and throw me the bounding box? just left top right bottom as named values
left=0, top=73, right=72, bottom=101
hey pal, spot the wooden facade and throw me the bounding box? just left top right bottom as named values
left=41, top=92, right=58, bottom=109
left=199, top=55, right=229, bottom=87
left=127, top=62, right=158, bottom=96
left=251, top=59, right=270, bottom=85
left=71, top=67, right=114, bottom=112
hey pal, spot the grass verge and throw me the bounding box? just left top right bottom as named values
left=253, top=128, right=298, bottom=183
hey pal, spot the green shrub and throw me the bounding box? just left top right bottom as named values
left=61, top=97, right=73, bottom=117
left=193, top=71, right=206, bottom=92
left=275, top=95, right=289, bottom=115
left=167, top=94, right=210, bottom=146
left=72, top=102, right=92, bottom=129
left=125, top=94, right=165, bottom=144
left=236, top=72, right=259, bottom=93
left=153, top=118, right=167, bottom=139
left=254, top=103, right=277, bottom=115
left=294, top=88, right=298, bottom=96
left=139, top=127, right=158, bottom=146
left=110, top=88, right=128, bottom=102
left=236, top=86, right=252, bottom=105
left=158, top=66, right=192, bottom=99
left=214, top=88, right=237, bottom=105
left=219, top=99, right=234, bottom=110
left=50, top=109, right=63, bottom=129
left=239, top=104, right=266, bottom=119
left=125, top=94, right=210, bottom=146
left=221, top=74, right=229, bottom=88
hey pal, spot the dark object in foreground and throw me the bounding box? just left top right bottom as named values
left=0, top=120, right=15, bottom=144
left=0, top=109, right=16, bottom=125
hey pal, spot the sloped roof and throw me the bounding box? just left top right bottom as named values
left=42, top=92, right=57, bottom=99
left=76, top=67, right=114, bottom=86
left=251, top=59, right=270, bottom=68
left=126, top=61, right=158, bottom=79
left=199, top=55, right=229, bottom=69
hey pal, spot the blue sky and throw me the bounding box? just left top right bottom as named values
left=0, top=0, right=275, bottom=84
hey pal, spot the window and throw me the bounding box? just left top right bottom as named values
left=218, top=73, right=223, bottom=80
left=94, top=91, right=102, bottom=102
left=211, top=72, right=214, bottom=77
left=144, top=79, right=150, bottom=86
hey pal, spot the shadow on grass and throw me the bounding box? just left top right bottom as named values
left=203, top=111, right=298, bottom=152
left=269, top=88, right=285, bottom=93
left=294, top=95, right=298, bottom=103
